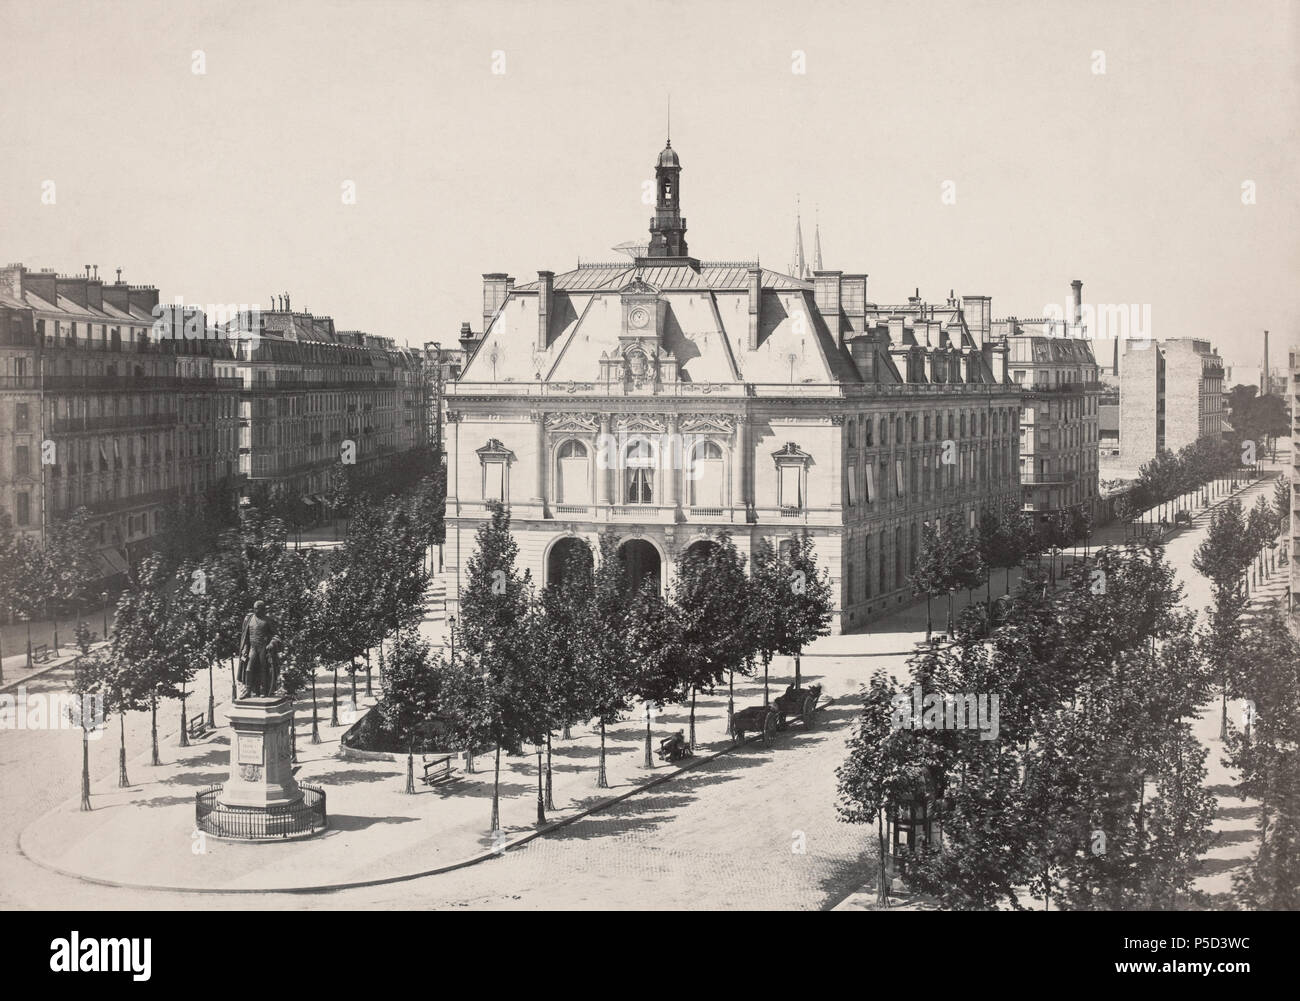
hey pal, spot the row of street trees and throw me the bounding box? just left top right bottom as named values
left=1118, top=436, right=1261, bottom=534
left=840, top=541, right=1219, bottom=909
left=910, top=499, right=1093, bottom=640
left=1193, top=485, right=1292, bottom=739
left=1193, top=475, right=1297, bottom=909
left=66, top=466, right=443, bottom=806
left=374, top=503, right=834, bottom=832
left=0, top=507, right=98, bottom=679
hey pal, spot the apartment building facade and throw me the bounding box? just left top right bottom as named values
left=1119, top=337, right=1225, bottom=468
left=0, top=264, right=240, bottom=579
left=991, top=321, right=1102, bottom=521
left=442, top=140, right=1022, bottom=633
left=225, top=301, right=428, bottom=502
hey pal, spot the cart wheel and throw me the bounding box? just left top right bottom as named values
left=762, top=711, right=778, bottom=747
left=803, top=694, right=817, bottom=725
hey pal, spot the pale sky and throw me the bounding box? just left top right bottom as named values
left=2, top=0, right=1296, bottom=368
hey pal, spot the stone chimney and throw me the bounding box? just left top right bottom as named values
left=26, top=269, right=56, bottom=304
left=848, top=335, right=875, bottom=381
left=961, top=295, right=991, bottom=349
left=1069, top=279, right=1083, bottom=331
left=813, top=270, right=843, bottom=347
left=746, top=266, right=761, bottom=350
left=127, top=284, right=159, bottom=315
left=57, top=273, right=89, bottom=307
left=537, top=271, right=554, bottom=350
left=1263, top=329, right=1269, bottom=395
left=87, top=276, right=104, bottom=311
left=982, top=340, right=1009, bottom=384
left=102, top=275, right=131, bottom=313
left=482, top=273, right=512, bottom=332
left=1, top=264, right=23, bottom=301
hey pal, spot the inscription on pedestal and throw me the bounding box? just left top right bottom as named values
left=237, top=734, right=263, bottom=765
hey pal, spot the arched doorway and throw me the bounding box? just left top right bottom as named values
left=617, top=539, right=662, bottom=595
left=546, top=536, right=593, bottom=591
left=683, top=538, right=719, bottom=564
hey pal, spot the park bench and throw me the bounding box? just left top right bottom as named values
left=188, top=713, right=209, bottom=740
left=32, top=643, right=52, bottom=663
left=421, top=754, right=459, bottom=786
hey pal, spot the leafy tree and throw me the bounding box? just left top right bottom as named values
left=535, top=540, right=596, bottom=803
left=455, top=501, right=538, bottom=831
left=910, top=521, right=948, bottom=641
left=671, top=533, right=750, bottom=747
left=170, top=560, right=214, bottom=747
left=835, top=671, right=916, bottom=907
left=377, top=626, right=440, bottom=794
left=624, top=581, right=688, bottom=769
left=67, top=651, right=113, bottom=811
left=109, top=556, right=187, bottom=765
left=784, top=532, right=833, bottom=689
left=585, top=530, right=636, bottom=788
left=1193, top=499, right=1253, bottom=736
left=0, top=510, right=21, bottom=682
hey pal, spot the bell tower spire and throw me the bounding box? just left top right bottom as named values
left=646, top=133, right=688, bottom=258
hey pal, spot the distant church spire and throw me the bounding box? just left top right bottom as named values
left=790, top=196, right=808, bottom=280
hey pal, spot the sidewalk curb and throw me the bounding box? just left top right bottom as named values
left=0, top=650, right=90, bottom=695
left=16, top=697, right=841, bottom=896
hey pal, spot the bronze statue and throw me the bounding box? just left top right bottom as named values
left=237, top=600, right=281, bottom=698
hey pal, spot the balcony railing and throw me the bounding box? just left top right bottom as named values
left=1021, top=470, right=1078, bottom=485
left=57, top=487, right=182, bottom=517
left=446, top=380, right=1019, bottom=401
left=0, top=375, right=241, bottom=392
left=51, top=413, right=179, bottom=433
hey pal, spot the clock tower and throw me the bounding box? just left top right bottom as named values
left=646, top=139, right=688, bottom=258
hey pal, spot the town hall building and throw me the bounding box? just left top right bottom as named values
left=442, top=140, right=1023, bottom=632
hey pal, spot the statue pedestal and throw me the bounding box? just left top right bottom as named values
left=220, top=697, right=302, bottom=810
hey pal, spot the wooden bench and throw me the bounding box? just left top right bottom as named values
left=421, top=754, right=459, bottom=786
left=32, top=643, right=52, bottom=663
left=188, top=713, right=209, bottom=740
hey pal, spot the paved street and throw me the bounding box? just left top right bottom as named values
left=0, top=474, right=1282, bottom=910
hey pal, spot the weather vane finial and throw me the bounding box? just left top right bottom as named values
left=667, top=93, right=671, bottom=145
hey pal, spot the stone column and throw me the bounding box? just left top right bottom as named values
left=668, top=414, right=681, bottom=512
left=732, top=413, right=747, bottom=517
left=596, top=414, right=611, bottom=509
left=534, top=412, right=546, bottom=515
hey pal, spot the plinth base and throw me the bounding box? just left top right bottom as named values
left=198, top=696, right=329, bottom=839
left=196, top=783, right=327, bottom=841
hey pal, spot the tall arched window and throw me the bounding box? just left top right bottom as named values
left=556, top=439, right=589, bottom=504
left=689, top=440, right=724, bottom=507
left=624, top=437, right=655, bottom=504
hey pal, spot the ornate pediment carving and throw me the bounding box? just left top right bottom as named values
left=545, top=412, right=600, bottom=433
left=680, top=413, right=736, bottom=435
left=772, top=441, right=812, bottom=464
left=619, top=278, right=660, bottom=296
left=615, top=414, right=668, bottom=435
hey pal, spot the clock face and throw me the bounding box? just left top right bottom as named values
left=628, top=306, right=650, bottom=330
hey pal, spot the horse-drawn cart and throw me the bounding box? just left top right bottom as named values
left=733, top=683, right=823, bottom=746
left=773, top=683, right=822, bottom=728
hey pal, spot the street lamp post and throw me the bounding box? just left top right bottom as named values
left=23, top=614, right=32, bottom=670
left=101, top=590, right=109, bottom=639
